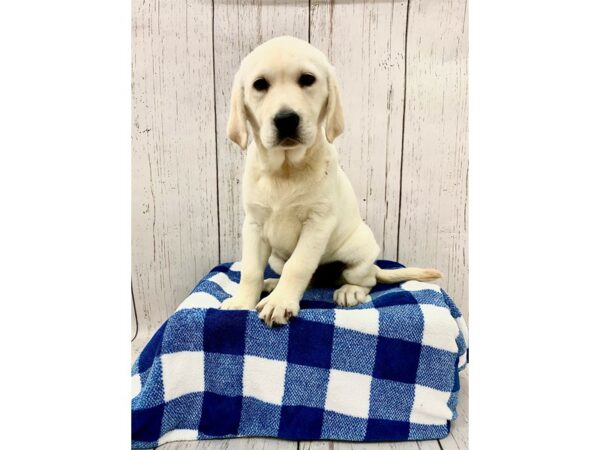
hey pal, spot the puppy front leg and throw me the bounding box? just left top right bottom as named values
left=257, top=217, right=334, bottom=326
left=221, top=219, right=270, bottom=310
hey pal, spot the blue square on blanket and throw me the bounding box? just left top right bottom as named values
left=245, top=314, right=289, bottom=361
left=298, top=308, right=336, bottom=324
left=321, top=410, right=368, bottom=440
left=160, top=393, right=203, bottom=434
left=204, top=352, right=244, bottom=397
left=132, top=403, right=165, bottom=443
left=132, top=361, right=164, bottom=410
left=330, top=328, right=377, bottom=375
left=287, top=318, right=334, bottom=369
left=238, top=397, right=282, bottom=436
left=416, top=345, right=457, bottom=392
left=378, top=304, right=424, bottom=343
left=373, top=336, right=421, bottom=384
left=203, top=309, right=247, bottom=356
left=407, top=289, right=447, bottom=307
left=161, top=309, right=207, bottom=354
left=282, top=363, right=329, bottom=409
left=369, top=378, right=415, bottom=421
left=199, top=392, right=242, bottom=437
left=365, top=418, right=410, bottom=440
left=278, top=405, right=324, bottom=440
left=408, top=422, right=450, bottom=440
left=372, top=290, right=418, bottom=308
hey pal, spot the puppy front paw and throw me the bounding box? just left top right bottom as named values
left=256, top=292, right=300, bottom=327
left=220, top=295, right=258, bottom=311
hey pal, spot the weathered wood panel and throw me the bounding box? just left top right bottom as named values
left=398, top=0, right=468, bottom=321
left=156, top=437, right=296, bottom=450
left=132, top=0, right=220, bottom=334
left=213, top=0, right=310, bottom=262
left=309, top=0, right=409, bottom=260
left=298, top=439, right=440, bottom=449
left=330, top=442, right=422, bottom=450
left=131, top=295, right=138, bottom=341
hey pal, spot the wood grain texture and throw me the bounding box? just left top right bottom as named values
left=155, top=437, right=296, bottom=450
left=132, top=0, right=220, bottom=334
left=417, top=440, right=443, bottom=450
left=213, top=0, right=310, bottom=262
left=333, top=442, right=421, bottom=449
left=298, top=440, right=443, bottom=449
left=398, top=0, right=468, bottom=321
left=299, top=442, right=331, bottom=450
left=132, top=334, right=148, bottom=364
left=309, top=0, right=408, bottom=260
left=131, top=295, right=138, bottom=340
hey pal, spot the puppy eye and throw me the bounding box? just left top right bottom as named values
left=253, top=78, right=269, bottom=92
left=299, top=73, right=316, bottom=87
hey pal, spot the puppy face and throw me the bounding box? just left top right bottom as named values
left=227, top=36, right=344, bottom=158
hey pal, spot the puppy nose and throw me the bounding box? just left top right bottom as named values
left=273, top=110, right=300, bottom=137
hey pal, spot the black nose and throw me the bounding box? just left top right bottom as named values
left=273, top=110, right=300, bottom=138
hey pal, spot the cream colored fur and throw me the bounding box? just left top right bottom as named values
left=220, top=36, right=441, bottom=326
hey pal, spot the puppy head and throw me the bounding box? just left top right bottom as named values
left=227, top=36, right=344, bottom=154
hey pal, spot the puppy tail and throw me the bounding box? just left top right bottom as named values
left=375, top=266, right=442, bottom=283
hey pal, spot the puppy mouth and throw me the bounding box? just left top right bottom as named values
left=277, top=137, right=302, bottom=148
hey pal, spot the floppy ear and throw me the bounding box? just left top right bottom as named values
left=325, top=66, right=344, bottom=143
left=227, top=72, right=248, bottom=150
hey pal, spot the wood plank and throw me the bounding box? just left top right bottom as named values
left=213, top=0, right=310, bottom=262
left=131, top=333, right=151, bottom=364
left=156, top=437, right=297, bottom=449
left=300, top=439, right=439, bottom=449
left=398, top=0, right=468, bottom=321
left=309, top=0, right=408, bottom=260
left=299, top=442, right=330, bottom=450
left=417, top=440, right=442, bottom=450
left=132, top=0, right=220, bottom=335
left=334, top=442, right=421, bottom=449
left=131, top=294, right=138, bottom=341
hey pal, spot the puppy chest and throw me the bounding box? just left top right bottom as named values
left=260, top=208, right=306, bottom=255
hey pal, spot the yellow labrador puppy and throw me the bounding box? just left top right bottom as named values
left=220, top=36, right=441, bottom=326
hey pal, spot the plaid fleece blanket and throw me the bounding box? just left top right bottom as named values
left=131, top=260, right=468, bottom=448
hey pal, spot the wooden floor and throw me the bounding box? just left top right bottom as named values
left=131, top=337, right=468, bottom=450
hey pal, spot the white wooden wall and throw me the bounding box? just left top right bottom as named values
left=132, top=0, right=468, bottom=338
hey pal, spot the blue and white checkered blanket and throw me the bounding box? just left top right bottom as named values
left=132, top=260, right=468, bottom=448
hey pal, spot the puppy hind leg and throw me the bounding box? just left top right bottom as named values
left=334, top=260, right=377, bottom=307
left=263, top=253, right=284, bottom=293
left=262, top=278, right=279, bottom=293
left=268, top=253, right=285, bottom=275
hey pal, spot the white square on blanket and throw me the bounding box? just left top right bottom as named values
left=176, top=292, right=221, bottom=311
left=410, top=384, right=452, bottom=425
left=402, top=280, right=442, bottom=293
left=334, top=308, right=379, bottom=335
left=243, top=355, right=287, bottom=405
left=325, top=369, right=372, bottom=418
left=420, top=304, right=459, bottom=352
left=131, top=373, right=141, bottom=399
left=161, top=351, right=205, bottom=402
left=208, top=272, right=238, bottom=296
